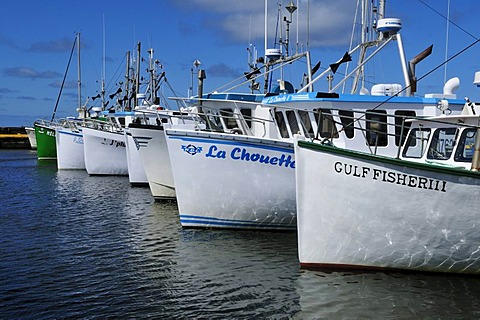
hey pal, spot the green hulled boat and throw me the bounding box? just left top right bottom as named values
left=34, top=120, right=57, bottom=160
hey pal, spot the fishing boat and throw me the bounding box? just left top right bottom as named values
left=34, top=119, right=58, bottom=159
left=56, top=117, right=86, bottom=170
left=294, top=92, right=480, bottom=274
left=83, top=111, right=134, bottom=175
left=25, top=127, right=36, bottom=149
left=34, top=33, right=81, bottom=160
left=83, top=44, right=153, bottom=178
left=55, top=32, right=90, bottom=170
left=163, top=0, right=467, bottom=230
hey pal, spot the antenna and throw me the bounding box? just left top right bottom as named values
left=444, top=0, right=451, bottom=85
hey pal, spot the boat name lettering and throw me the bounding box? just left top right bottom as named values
left=102, top=138, right=126, bottom=148
left=333, top=161, right=447, bottom=192
left=73, top=136, right=83, bottom=144
left=205, top=145, right=295, bottom=168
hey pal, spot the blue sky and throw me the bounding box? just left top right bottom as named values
left=1, top=0, right=479, bottom=127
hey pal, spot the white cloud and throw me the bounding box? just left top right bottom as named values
left=173, top=0, right=357, bottom=47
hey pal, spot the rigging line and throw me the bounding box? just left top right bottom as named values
left=417, top=0, right=479, bottom=41
left=51, top=34, right=77, bottom=122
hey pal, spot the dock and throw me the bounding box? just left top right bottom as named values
left=0, top=127, right=31, bottom=149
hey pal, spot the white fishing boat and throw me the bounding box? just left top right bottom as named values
left=164, top=0, right=467, bottom=230
left=56, top=118, right=86, bottom=170
left=54, top=32, right=91, bottom=170
left=25, top=127, right=36, bottom=149
left=294, top=94, right=480, bottom=274
left=125, top=128, right=148, bottom=185
left=82, top=43, right=162, bottom=178
left=82, top=112, right=134, bottom=176
left=82, top=111, right=133, bottom=175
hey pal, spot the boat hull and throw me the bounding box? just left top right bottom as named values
left=56, top=128, right=85, bottom=170
left=82, top=127, right=128, bottom=175
left=129, top=125, right=175, bottom=200
left=165, top=129, right=296, bottom=230
left=25, top=127, right=37, bottom=149
left=295, top=139, right=480, bottom=274
left=34, top=123, right=56, bottom=159
left=125, top=129, right=148, bottom=185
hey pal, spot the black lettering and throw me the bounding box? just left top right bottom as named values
left=387, top=171, right=396, bottom=183
left=397, top=173, right=407, bottom=186
left=362, top=167, right=371, bottom=178
left=372, top=169, right=382, bottom=180
left=334, top=162, right=342, bottom=173
left=408, top=176, right=417, bottom=188
left=418, top=177, right=428, bottom=189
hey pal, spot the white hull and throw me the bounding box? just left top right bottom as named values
left=82, top=127, right=128, bottom=175
left=56, top=128, right=85, bottom=170
left=25, top=127, right=36, bottom=149
left=129, top=125, right=176, bottom=200
left=165, top=129, right=296, bottom=230
left=125, top=129, right=148, bottom=185
left=295, top=139, right=480, bottom=274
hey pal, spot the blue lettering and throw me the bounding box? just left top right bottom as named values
left=250, top=153, right=260, bottom=162
left=231, top=147, right=241, bottom=160
left=241, top=149, right=250, bottom=161
left=213, top=146, right=294, bottom=169
left=278, top=154, right=294, bottom=168
left=259, top=155, right=270, bottom=163
left=205, top=145, right=226, bottom=159
left=206, top=145, right=218, bottom=158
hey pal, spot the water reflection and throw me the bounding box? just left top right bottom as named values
left=295, top=269, right=480, bottom=319
left=2, top=151, right=480, bottom=319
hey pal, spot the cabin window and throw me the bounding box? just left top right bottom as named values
left=220, top=109, right=237, bottom=130
left=426, top=128, right=457, bottom=160
left=402, top=128, right=431, bottom=158
left=339, top=110, right=354, bottom=139
left=454, top=128, right=476, bottom=162
left=298, top=110, right=314, bottom=137
left=366, top=110, right=388, bottom=147
left=286, top=110, right=300, bottom=136
left=394, top=110, right=416, bottom=146
left=204, top=110, right=223, bottom=131
left=274, top=111, right=289, bottom=138
left=240, top=109, right=252, bottom=129
left=313, top=109, right=339, bottom=139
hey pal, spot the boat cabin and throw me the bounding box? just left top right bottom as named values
left=401, top=101, right=480, bottom=169
left=263, top=92, right=467, bottom=157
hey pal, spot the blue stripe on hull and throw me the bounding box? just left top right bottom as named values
left=179, top=214, right=296, bottom=230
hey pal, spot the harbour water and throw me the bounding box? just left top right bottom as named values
left=1, top=149, right=480, bottom=319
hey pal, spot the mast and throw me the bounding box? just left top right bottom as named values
left=148, top=48, right=156, bottom=104
left=135, top=42, right=141, bottom=106
left=101, top=15, right=106, bottom=110
left=125, top=50, right=131, bottom=111
left=51, top=34, right=77, bottom=121
left=77, top=32, right=82, bottom=116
